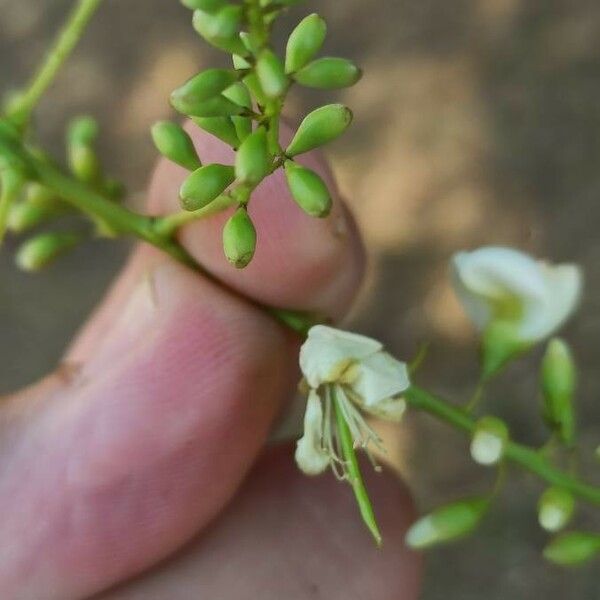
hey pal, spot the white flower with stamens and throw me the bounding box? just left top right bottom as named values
left=295, top=325, right=410, bottom=477
left=452, top=247, right=582, bottom=344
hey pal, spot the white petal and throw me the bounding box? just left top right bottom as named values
left=299, top=325, right=382, bottom=388
left=361, top=396, right=407, bottom=422
left=295, top=390, right=329, bottom=475
left=518, top=263, right=582, bottom=341
left=470, top=431, right=504, bottom=465
left=452, top=247, right=547, bottom=331
left=353, top=351, right=411, bottom=407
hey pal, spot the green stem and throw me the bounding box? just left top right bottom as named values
left=8, top=0, right=104, bottom=124
left=332, top=387, right=383, bottom=545
left=405, top=386, right=600, bottom=506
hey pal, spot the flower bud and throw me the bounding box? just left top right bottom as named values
left=15, top=232, right=80, bottom=271
left=235, top=127, right=270, bottom=185
left=151, top=121, right=201, bottom=171
left=67, top=116, right=101, bottom=184
left=538, top=487, right=575, bottom=532
left=8, top=201, right=64, bottom=233
left=284, top=160, right=331, bottom=217
left=242, top=73, right=267, bottom=107
left=193, top=117, right=240, bottom=148
left=470, top=416, right=509, bottom=466
left=406, top=497, right=489, bottom=549
left=285, top=13, right=327, bottom=74
left=256, top=50, right=288, bottom=98
left=232, top=53, right=251, bottom=70
left=26, top=183, right=55, bottom=205
left=223, top=207, right=256, bottom=268
left=293, top=57, right=361, bottom=89
left=541, top=338, right=576, bottom=445
left=180, top=164, right=235, bottom=211
left=170, top=69, right=239, bottom=116
left=222, top=82, right=252, bottom=109
left=285, top=104, right=353, bottom=157
left=181, top=0, right=225, bottom=11
left=192, top=7, right=246, bottom=55
left=544, top=532, right=600, bottom=566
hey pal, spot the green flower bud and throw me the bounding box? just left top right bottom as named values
left=284, top=160, right=331, bottom=217
left=538, top=487, right=575, bottom=533
left=67, top=116, right=98, bottom=146
left=405, top=497, right=489, bottom=549
left=544, top=532, right=600, bottom=566
left=293, top=57, right=362, bottom=89
left=286, top=104, right=353, bottom=157
left=541, top=338, right=576, bottom=445
left=470, top=416, right=509, bottom=466
left=67, top=116, right=101, bottom=184
left=222, top=82, right=252, bottom=109
left=180, top=164, right=235, bottom=211
left=192, top=7, right=246, bottom=55
left=223, top=207, right=256, bottom=268
left=151, top=121, right=201, bottom=171
left=8, top=201, right=65, bottom=233
left=242, top=73, right=267, bottom=107
left=235, top=127, right=270, bottom=185
left=173, top=95, right=244, bottom=118
left=481, top=320, right=529, bottom=380
left=232, top=116, right=252, bottom=143
left=170, top=69, right=239, bottom=116
left=232, top=53, right=251, bottom=70
left=285, top=13, right=327, bottom=74
left=181, top=0, right=226, bottom=11
left=16, top=232, right=80, bottom=272
left=256, top=50, right=288, bottom=98
left=193, top=117, right=240, bottom=148
left=26, top=183, right=55, bottom=206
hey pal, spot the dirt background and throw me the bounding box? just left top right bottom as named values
left=2, top=0, right=600, bottom=598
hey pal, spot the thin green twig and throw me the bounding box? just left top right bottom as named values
left=8, top=0, right=104, bottom=124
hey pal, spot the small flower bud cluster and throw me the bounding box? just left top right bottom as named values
left=152, top=2, right=362, bottom=268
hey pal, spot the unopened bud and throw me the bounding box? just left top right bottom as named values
left=256, top=50, right=288, bottom=98
left=223, top=207, right=256, bottom=268
left=538, top=487, right=575, bottom=533
left=293, top=57, right=361, bottom=89
left=180, top=164, right=235, bottom=211
left=285, top=13, right=327, bottom=74
left=181, top=0, right=225, bottom=11
left=8, top=201, right=64, bottom=233
left=16, top=232, right=80, bottom=271
left=170, top=69, right=239, bottom=117
left=193, top=117, right=240, bottom=148
left=541, top=338, right=576, bottom=445
left=192, top=7, right=246, bottom=55
left=284, top=160, right=331, bottom=217
left=405, top=497, right=489, bottom=549
left=235, top=127, right=270, bottom=185
left=285, top=104, right=352, bottom=157
left=151, top=121, right=201, bottom=171
left=544, top=532, right=600, bottom=566
left=67, top=116, right=101, bottom=184
left=470, top=416, right=509, bottom=466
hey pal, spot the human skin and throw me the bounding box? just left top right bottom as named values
left=0, top=123, right=422, bottom=599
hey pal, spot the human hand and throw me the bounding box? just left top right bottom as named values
left=1, top=124, right=421, bottom=600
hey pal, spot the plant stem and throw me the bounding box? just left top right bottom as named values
left=8, top=0, right=104, bottom=124
left=405, top=386, right=600, bottom=506
left=332, top=387, right=383, bottom=545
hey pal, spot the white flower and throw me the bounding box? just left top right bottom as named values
left=295, top=325, right=410, bottom=477
left=452, top=246, right=582, bottom=344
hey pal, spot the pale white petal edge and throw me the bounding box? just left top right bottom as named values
left=295, top=390, right=329, bottom=476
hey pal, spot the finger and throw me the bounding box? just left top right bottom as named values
left=99, top=445, right=422, bottom=600
left=148, top=121, right=366, bottom=319
left=0, top=260, right=294, bottom=600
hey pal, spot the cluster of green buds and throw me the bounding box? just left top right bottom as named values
left=0, top=112, right=124, bottom=271
left=151, top=0, right=360, bottom=267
